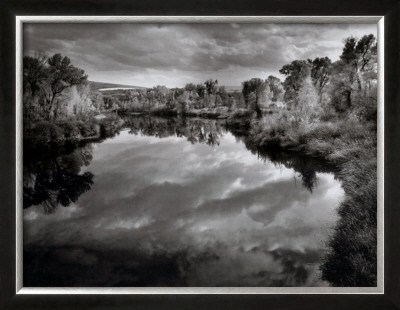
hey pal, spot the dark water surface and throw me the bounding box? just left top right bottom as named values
left=24, top=116, right=344, bottom=287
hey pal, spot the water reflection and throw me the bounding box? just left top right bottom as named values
left=23, top=115, right=344, bottom=287
left=23, top=145, right=94, bottom=212
left=122, top=115, right=338, bottom=192
left=124, top=116, right=223, bottom=147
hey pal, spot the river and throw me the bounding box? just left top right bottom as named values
left=23, top=115, right=344, bottom=287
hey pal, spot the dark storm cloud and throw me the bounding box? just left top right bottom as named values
left=24, top=23, right=376, bottom=88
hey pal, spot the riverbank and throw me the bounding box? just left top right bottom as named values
left=225, top=110, right=377, bottom=286
left=24, top=113, right=125, bottom=149
left=119, top=106, right=268, bottom=120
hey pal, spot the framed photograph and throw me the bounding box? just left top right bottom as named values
left=1, top=0, right=399, bottom=309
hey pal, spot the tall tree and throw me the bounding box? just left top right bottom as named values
left=266, top=75, right=284, bottom=102
left=297, top=76, right=319, bottom=114
left=332, top=34, right=377, bottom=111
left=42, top=53, right=88, bottom=119
left=311, top=57, right=332, bottom=102
left=184, top=83, right=196, bottom=92
left=279, top=60, right=311, bottom=104
left=153, top=85, right=169, bottom=108
left=196, top=83, right=206, bottom=99
left=241, top=78, right=267, bottom=115
left=340, top=35, right=377, bottom=87
left=176, top=91, right=189, bottom=113
left=340, top=37, right=357, bottom=64
left=23, top=54, right=47, bottom=99
left=204, top=79, right=218, bottom=95
left=355, top=34, right=377, bottom=71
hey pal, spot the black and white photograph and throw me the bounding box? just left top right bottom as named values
left=21, top=21, right=379, bottom=289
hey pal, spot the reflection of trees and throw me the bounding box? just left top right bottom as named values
left=269, top=248, right=321, bottom=286
left=295, top=164, right=318, bottom=192
left=122, top=115, right=223, bottom=147
left=122, top=115, right=337, bottom=192
left=229, top=128, right=338, bottom=192
left=23, top=144, right=94, bottom=213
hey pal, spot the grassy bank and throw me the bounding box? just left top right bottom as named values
left=226, top=110, right=377, bottom=286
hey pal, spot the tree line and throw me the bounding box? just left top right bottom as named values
left=23, top=33, right=377, bottom=123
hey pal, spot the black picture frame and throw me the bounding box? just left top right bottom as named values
left=1, top=0, right=399, bottom=309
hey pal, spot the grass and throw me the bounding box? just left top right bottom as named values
left=321, top=157, right=377, bottom=286
left=227, top=108, right=378, bottom=286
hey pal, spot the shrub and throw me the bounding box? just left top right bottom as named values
left=98, top=114, right=125, bottom=137
left=77, top=121, right=97, bottom=137
left=30, top=121, right=64, bottom=144
left=55, top=121, right=80, bottom=139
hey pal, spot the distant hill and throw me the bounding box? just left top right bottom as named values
left=224, top=85, right=242, bottom=92
left=89, top=81, right=241, bottom=93
left=89, top=81, right=146, bottom=91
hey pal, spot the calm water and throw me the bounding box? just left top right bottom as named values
left=23, top=116, right=344, bottom=287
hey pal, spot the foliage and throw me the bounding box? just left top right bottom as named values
left=241, top=78, right=269, bottom=115
left=266, top=75, right=284, bottom=102
left=311, top=57, right=332, bottom=101
left=279, top=60, right=311, bottom=104
left=204, top=79, right=218, bottom=95
left=23, top=53, right=89, bottom=121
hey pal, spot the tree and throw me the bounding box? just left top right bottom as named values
left=311, top=57, right=332, bottom=103
left=217, top=86, right=228, bottom=103
left=279, top=60, right=311, bottom=104
left=355, top=34, right=377, bottom=71
left=311, top=57, right=331, bottom=90
left=153, top=85, right=169, bottom=108
left=91, top=91, right=104, bottom=112
left=196, top=83, right=206, bottom=98
left=23, top=54, right=47, bottom=100
left=41, top=53, right=88, bottom=119
left=215, top=94, right=223, bottom=107
left=146, top=89, right=156, bottom=110
left=241, top=78, right=267, bottom=115
left=185, top=83, right=197, bottom=92
left=297, top=76, right=319, bottom=113
left=340, top=37, right=357, bottom=64
left=331, top=34, right=377, bottom=112
left=266, top=75, right=284, bottom=102
left=340, top=35, right=377, bottom=90
left=176, top=91, right=189, bottom=113
left=204, top=79, right=218, bottom=95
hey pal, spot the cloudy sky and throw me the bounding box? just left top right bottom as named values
left=24, top=23, right=376, bottom=88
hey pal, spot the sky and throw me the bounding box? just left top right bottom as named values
left=24, top=23, right=376, bottom=88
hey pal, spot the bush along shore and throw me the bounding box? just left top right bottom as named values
left=24, top=113, right=125, bottom=150
left=225, top=108, right=377, bottom=287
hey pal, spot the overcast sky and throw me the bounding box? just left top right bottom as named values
left=24, top=23, right=376, bottom=88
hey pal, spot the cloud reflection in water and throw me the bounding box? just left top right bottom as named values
left=24, top=129, right=344, bottom=287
